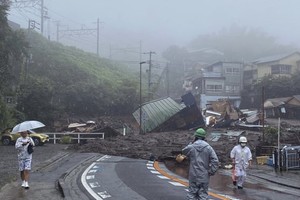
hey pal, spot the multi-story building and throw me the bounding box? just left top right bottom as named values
left=184, top=61, right=244, bottom=109
left=183, top=52, right=300, bottom=110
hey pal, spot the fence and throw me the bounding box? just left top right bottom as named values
left=283, top=145, right=300, bottom=170
left=46, top=132, right=104, bottom=144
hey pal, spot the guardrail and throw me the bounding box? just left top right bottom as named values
left=46, top=132, right=105, bottom=144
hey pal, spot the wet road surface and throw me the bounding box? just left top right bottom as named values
left=80, top=155, right=224, bottom=200
left=0, top=145, right=299, bottom=200
left=164, top=159, right=300, bottom=200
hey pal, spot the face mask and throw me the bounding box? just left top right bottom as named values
left=240, top=143, right=246, bottom=147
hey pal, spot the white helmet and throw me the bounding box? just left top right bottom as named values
left=239, top=136, right=247, bottom=143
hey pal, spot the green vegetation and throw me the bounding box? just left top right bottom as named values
left=60, top=135, right=73, bottom=144
left=0, top=3, right=139, bottom=129
left=16, top=32, right=139, bottom=127
left=264, top=126, right=279, bottom=145
left=240, top=73, right=300, bottom=108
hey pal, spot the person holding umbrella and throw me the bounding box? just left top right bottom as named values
left=13, top=120, right=45, bottom=189
left=15, top=130, right=35, bottom=189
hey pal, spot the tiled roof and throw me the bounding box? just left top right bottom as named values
left=253, top=52, right=300, bottom=64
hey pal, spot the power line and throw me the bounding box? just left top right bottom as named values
left=56, top=18, right=101, bottom=56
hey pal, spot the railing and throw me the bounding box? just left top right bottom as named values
left=45, top=132, right=105, bottom=144
left=283, top=146, right=300, bottom=170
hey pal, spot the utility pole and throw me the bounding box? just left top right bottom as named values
left=97, top=18, right=100, bottom=56
left=139, top=61, right=147, bottom=134
left=262, top=86, right=265, bottom=142
left=12, top=0, right=46, bottom=35
left=54, top=21, right=60, bottom=42
left=143, top=51, right=155, bottom=100
left=25, top=19, right=39, bottom=80
left=40, top=0, right=44, bottom=34
left=166, top=63, right=170, bottom=96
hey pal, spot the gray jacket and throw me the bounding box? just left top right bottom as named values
left=182, top=139, right=219, bottom=183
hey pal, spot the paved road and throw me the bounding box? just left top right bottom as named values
left=80, top=155, right=225, bottom=200
left=0, top=151, right=98, bottom=200
left=1, top=144, right=299, bottom=200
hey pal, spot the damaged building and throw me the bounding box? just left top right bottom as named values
left=132, top=93, right=204, bottom=133
left=264, top=95, right=300, bottom=119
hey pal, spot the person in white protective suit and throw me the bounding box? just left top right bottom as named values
left=182, top=128, right=219, bottom=200
left=230, top=136, right=252, bottom=189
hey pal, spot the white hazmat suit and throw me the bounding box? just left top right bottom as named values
left=230, top=144, right=252, bottom=188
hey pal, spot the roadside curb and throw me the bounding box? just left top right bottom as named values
left=33, top=151, right=71, bottom=172
left=57, top=153, right=100, bottom=199
left=248, top=171, right=300, bottom=190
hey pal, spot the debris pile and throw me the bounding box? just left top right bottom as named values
left=204, top=99, right=263, bottom=130
left=69, top=127, right=261, bottom=168
left=70, top=130, right=194, bottom=161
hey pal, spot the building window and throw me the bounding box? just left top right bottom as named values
left=271, top=64, right=291, bottom=75
left=206, top=84, right=223, bottom=92
left=225, top=67, right=240, bottom=74
left=225, top=85, right=240, bottom=93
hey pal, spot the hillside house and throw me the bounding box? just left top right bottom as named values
left=264, top=95, right=300, bottom=119
left=244, top=52, right=300, bottom=86
left=184, top=61, right=244, bottom=109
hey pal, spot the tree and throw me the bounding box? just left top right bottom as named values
left=240, top=73, right=300, bottom=109
left=16, top=77, right=56, bottom=124
left=0, top=1, right=11, bottom=91
left=161, top=45, right=188, bottom=98
left=188, top=24, right=297, bottom=61
left=0, top=1, right=28, bottom=129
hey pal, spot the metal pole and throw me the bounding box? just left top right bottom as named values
left=262, top=86, right=265, bottom=142
left=40, top=0, right=44, bottom=34
left=277, top=117, right=281, bottom=171
left=97, top=18, right=99, bottom=56
left=139, top=62, right=146, bottom=134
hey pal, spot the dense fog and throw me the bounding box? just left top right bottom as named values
left=8, top=0, right=300, bottom=60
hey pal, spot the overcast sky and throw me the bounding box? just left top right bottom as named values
left=8, top=0, right=300, bottom=59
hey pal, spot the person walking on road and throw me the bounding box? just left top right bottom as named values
left=230, top=136, right=252, bottom=189
left=15, top=130, right=35, bottom=189
left=182, top=128, right=219, bottom=200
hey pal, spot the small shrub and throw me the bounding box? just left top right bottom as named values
left=264, top=127, right=278, bottom=145
left=60, top=135, right=72, bottom=144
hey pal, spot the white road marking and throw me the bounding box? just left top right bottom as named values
left=169, top=181, right=185, bottom=187
left=97, top=155, right=110, bottom=162
left=150, top=170, right=160, bottom=174
left=98, top=191, right=112, bottom=198
left=157, top=175, right=170, bottom=179
left=89, top=169, right=98, bottom=173
left=147, top=166, right=155, bottom=170
left=86, top=175, right=95, bottom=180
left=90, top=182, right=101, bottom=188
left=81, top=162, right=103, bottom=200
